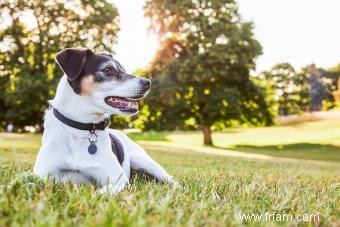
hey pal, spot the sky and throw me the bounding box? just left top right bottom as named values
left=114, top=0, right=340, bottom=73
left=113, top=0, right=159, bottom=73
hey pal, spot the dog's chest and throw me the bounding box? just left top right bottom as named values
left=65, top=133, right=112, bottom=167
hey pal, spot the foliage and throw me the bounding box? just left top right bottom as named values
left=110, top=115, right=130, bottom=129
left=301, top=64, right=339, bottom=111
left=0, top=0, right=119, bottom=130
left=327, top=63, right=340, bottom=87
left=260, top=63, right=309, bottom=116
left=250, top=76, right=278, bottom=120
left=0, top=131, right=339, bottom=226
left=318, top=64, right=340, bottom=109
left=260, top=63, right=340, bottom=116
left=143, top=0, right=273, bottom=144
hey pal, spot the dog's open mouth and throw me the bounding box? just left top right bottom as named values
left=104, top=96, right=139, bottom=112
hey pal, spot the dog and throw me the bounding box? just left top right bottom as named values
left=33, top=48, right=178, bottom=194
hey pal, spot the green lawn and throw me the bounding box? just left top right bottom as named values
left=0, top=119, right=339, bottom=226
left=128, top=119, right=340, bottom=162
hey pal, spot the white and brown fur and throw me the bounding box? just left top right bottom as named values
left=33, top=48, right=178, bottom=194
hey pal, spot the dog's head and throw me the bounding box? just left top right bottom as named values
left=55, top=48, right=151, bottom=116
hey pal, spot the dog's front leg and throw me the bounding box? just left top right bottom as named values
left=97, top=175, right=127, bottom=195
left=97, top=172, right=129, bottom=195
left=101, top=169, right=129, bottom=195
left=111, top=130, right=179, bottom=187
left=82, top=159, right=129, bottom=195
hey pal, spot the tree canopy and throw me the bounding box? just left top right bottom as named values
left=143, top=0, right=273, bottom=145
left=260, top=63, right=309, bottom=116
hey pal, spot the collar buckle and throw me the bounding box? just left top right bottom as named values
left=89, top=124, right=96, bottom=134
left=103, top=117, right=110, bottom=128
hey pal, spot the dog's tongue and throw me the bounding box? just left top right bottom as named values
left=107, top=97, right=138, bottom=109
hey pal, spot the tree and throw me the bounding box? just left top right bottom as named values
left=261, top=63, right=309, bottom=116
left=0, top=0, right=119, bottom=130
left=328, top=63, right=340, bottom=104
left=303, top=65, right=327, bottom=111
left=318, top=64, right=340, bottom=109
left=327, top=63, right=340, bottom=85
left=300, top=64, right=338, bottom=111
left=143, top=0, right=272, bottom=145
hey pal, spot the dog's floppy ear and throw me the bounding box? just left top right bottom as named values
left=55, top=48, right=93, bottom=81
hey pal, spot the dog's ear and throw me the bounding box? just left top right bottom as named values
left=55, top=48, right=93, bottom=81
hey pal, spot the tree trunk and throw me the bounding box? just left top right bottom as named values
left=202, top=125, right=213, bottom=146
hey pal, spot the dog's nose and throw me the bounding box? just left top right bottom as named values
left=140, top=79, right=151, bottom=87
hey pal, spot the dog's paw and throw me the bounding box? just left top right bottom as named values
left=96, top=186, right=116, bottom=195
left=97, top=185, right=116, bottom=195
left=96, top=183, right=126, bottom=196
left=168, top=178, right=182, bottom=189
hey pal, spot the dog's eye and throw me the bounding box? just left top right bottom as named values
left=102, top=67, right=114, bottom=74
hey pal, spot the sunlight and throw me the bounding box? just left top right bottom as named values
left=113, top=0, right=159, bottom=73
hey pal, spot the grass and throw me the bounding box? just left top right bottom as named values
left=0, top=119, right=339, bottom=226
left=128, top=119, right=340, bottom=162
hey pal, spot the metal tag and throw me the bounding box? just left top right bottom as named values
left=88, top=132, right=98, bottom=155
left=88, top=142, right=97, bottom=154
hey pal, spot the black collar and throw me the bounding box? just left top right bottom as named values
left=53, top=108, right=110, bottom=132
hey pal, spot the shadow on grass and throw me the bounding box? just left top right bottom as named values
left=228, top=143, right=340, bottom=162
left=127, top=130, right=242, bottom=142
